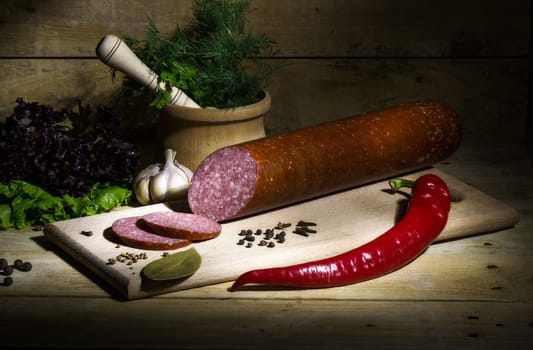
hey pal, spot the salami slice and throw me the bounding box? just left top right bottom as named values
left=140, top=211, right=222, bottom=241
left=111, top=216, right=191, bottom=250
left=188, top=101, right=462, bottom=222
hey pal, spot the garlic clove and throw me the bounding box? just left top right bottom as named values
left=134, top=177, right=151, bottom=205
left=149, top=170, right=170, bottom=203
left=174, top=158, right=194, bottom=180
left=165, top=169, right=191, bottom=200
left=133, top=164, right=161, bottom=205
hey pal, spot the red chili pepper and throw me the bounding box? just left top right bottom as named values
left=229, top=173, right=451, bottom=291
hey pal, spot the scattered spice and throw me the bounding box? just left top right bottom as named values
left=294, top=221, right=317, bottom=234
left=293, top=227, right=309, bottom=237
left=236, top=220, right=318, bottom=248
left=107, top=252, right=148, bottom=266
left=13, top=259, right=23, bottom=269
left=2, top=265, right=14, bottom=276
left=275, top=222, right=291, bottom=230
left=0, top=257, right=33, bottom=287
left=80, top=230, right=94, bottom=237
left=297, top=220, right=316, bottom=227
left=264, top=229, right=274, bottom=240
left=19, top=262, right=32, bottom=272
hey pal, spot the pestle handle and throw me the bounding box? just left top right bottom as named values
left=95, top=34, right=200, bottom=108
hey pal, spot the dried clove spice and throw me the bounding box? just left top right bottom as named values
left=236, top=220, right=318, bottom=248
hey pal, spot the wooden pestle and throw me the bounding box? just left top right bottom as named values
left=96, top=34, right=200, bottom=108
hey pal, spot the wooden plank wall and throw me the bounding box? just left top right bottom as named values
left=0, top=0, right=529, bottom=158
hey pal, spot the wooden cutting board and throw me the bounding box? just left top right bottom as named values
left=43, top=169, right=519, bottom=300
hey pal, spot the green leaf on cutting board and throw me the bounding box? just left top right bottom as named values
left=142, top=247, right=202, bottom=281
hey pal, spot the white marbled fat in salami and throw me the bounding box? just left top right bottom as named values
left=187, top=147, right=258, bottom=221
left=111, top=216, right=191, bottom=250
left=140, top=211, right=222, bottom=241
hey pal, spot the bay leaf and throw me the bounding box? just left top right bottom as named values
left=142, top=247, right=201, bottom=281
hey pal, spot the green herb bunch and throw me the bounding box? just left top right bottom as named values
left=122, top=0, right=277, bottom=109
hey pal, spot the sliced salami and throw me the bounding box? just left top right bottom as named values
left=111, top=216, right=191, bottom=250
left=140, top=211, right=222, bottom=241
left=188, top=101, right=462, bottom=222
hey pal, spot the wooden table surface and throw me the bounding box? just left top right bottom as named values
left=1, top=134, right=532, bottom=350
left=1, top=1, right=531, bottom=349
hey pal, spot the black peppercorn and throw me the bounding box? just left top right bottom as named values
left=13, top=259, right=23, bottom=269
left=3, top=276, right=13, bottom=286
left=0, top=258, right=7, bottom=270
left=19, top=262, right=32, bottom=272
left=3, top=265, right=13, bottom=276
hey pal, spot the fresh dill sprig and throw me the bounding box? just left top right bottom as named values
left=120, top=0, right=277, bottom=109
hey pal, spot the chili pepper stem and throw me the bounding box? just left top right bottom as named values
left=388, top=178, right=415, bottom=193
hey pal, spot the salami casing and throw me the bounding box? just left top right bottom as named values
left=188, top=101, right=462, bottom=222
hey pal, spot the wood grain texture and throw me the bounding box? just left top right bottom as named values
left=0, top=1, right=531, bottom=348
left=0, top=297, right=532, bottom=349
left=0, top=58, right=527, bottom=133
left=0, top=0, right=528, bottom=57
left=0, top=0, right=194, bottom=57
left=2, top=215, right=531, bottom=303
left=40, top=169, right=518, bottom=300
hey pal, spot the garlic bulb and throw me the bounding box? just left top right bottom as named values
left=133, top=149, right=193, bottom=205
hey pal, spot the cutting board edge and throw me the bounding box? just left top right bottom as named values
left=44, top=223, right=132, bottom=299
left=41, top=169, right=521, bottom=300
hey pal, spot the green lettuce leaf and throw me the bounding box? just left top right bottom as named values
left=0, top=180, right=133, bottom=230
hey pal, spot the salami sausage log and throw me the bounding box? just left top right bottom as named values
left=111, top=216, right=191, bottom=250
left=140, top=212, right=222, bottom=241
left=188, top=101, right=462, bottom=222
